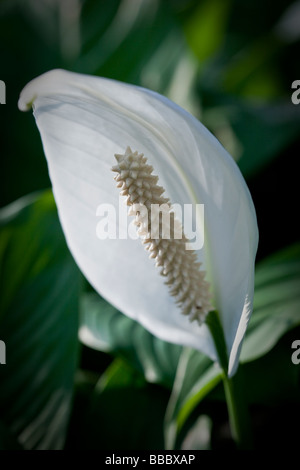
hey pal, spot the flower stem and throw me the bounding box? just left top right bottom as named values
left=206, top=310, right=253, bottom=449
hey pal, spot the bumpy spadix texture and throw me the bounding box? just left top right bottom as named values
left=113, top=147, right=212, bottom=324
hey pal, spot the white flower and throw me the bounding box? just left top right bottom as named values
left=19, top=69, right=258, bottom=376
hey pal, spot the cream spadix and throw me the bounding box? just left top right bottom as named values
left=112, top=146, right=212, bottom=324
left=18, top=69, right=258, bottom=376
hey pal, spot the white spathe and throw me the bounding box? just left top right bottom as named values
left=19, top=69, right=258, bottom=376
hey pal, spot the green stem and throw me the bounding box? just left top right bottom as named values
left=206, top=310, right=253, bottom=449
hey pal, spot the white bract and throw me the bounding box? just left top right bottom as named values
left=19, top=69, right=258, bottom=376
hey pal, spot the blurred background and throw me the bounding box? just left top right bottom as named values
left=0, top=0, right=300, bottom=450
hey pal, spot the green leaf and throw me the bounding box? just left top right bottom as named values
left=164, top=348, right=222, bottom=449
left=76, top=0, right=201, bottom=117
left=243, top=332, right=300, bottom=406
left=232, top=101, right=300, bottom=177
left=79, top=293, right=181, bottom=388
left=183, top=0, right=230, bottom=63
left=184, top=0, right=300, bottom=178
left=66, top=359, right=170, bottom=450
left=202, top=98, right=300, bottom=178
left=0, top=191, right=80, bottom=449
left=241, top=243, right=300, bottom=362
left=79, top=0, right=188, bottom=89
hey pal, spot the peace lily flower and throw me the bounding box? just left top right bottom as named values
left=18, top=69, right=258, bottom=377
